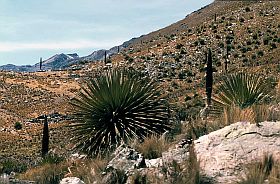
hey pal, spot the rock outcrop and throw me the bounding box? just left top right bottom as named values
left=105, top=144, right=146, bottom=173
left=60, top=121, right=280, bottom=183
left=195, top=121, right=280, bottom=183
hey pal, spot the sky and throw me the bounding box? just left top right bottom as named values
left=0, top=0, right=213, bottom=66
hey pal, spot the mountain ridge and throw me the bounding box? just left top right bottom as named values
left=0, top=35, right=140, bottom=72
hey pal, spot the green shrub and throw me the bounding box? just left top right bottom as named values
left=14, top=122, right=22, bottom=130
left=41, top=153, right=64, bottom=165
left=240, top=17, right=245, bottom=23
left=0, top=159, right=27, bottom=174
left=257, top=50, right=264, bottom=56
left=212, top=73, right=275, bottom=114
left=175, top=43, right=184, bottom=50
left=263, top=36, right=270, bottom=45
left=70, top=69, right=170, bottom=156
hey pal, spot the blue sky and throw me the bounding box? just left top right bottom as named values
left=0, top=0, right=213, bottom=65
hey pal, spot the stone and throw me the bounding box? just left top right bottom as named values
left=105, top=144, right=146, bottom=173
left=100, top=122, right=280, bottom=183
left=195, top=121, right=280, bottom=183
left=60, top=177, right=85, bottom=184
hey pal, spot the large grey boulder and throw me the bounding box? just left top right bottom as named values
left=100, top=121, right=280, bottom=183
left=195, top=121, right=280, bottom=183
left=159, top=121, right=280, bottom=183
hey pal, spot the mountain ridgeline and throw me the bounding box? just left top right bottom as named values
left=0, top=39, right=135, bottom=72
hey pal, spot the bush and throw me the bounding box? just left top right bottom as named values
left=0, top=159, right=27, bottom=174
left=14, top=122, right=22, bottom=130
left=70, top=69, right=170, bottom=156
left=212, top=73, right=275, bottom=114
left=175, top=43, right=184, bottom=50
left=263, top=36, right=270, bottom=45
left=245, top=7, right=250, bottom=12
left=41, top=153, right=64, bottom=165
left=240, top=17, right=245, bottom=23
left=257, top=50, right=264, bottom=56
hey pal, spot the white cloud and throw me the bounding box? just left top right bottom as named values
left=0, top=39, right=123, bottom=52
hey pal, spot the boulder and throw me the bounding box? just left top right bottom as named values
left=195, top=121, right=280, bottom=183
left=101, top=144, right=146, bottom=184
left=60, top=177, right=85, bottom=184
left=105, top=144, right=146, bottom=173
left=100, top=121, right=280, bottom=183
left=159, top=121, right=280, bottom=183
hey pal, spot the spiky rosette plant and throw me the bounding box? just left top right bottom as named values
left=212, top=72, right=275, bottom=114
left=70, top=69, right=170, bottom=156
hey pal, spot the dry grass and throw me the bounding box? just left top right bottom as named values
left=181, top=143, right=202, bottom=184
left=132, top=134, right=169, bottom=159
left=220, top=106, right=255, bottom=125
left=219, top=104, right=279, bottom=126
left=238, top=154, right=280, bottom=184
left=69, top=157, right=108, bottom=184
left=269, top=163, right=280, bottom=184
left=19, top=157, right=109, bottom=184
left=19, top=162, right=69, bottom=184
left=159, top=143, right=206, bottom=184
left=129, top=171, right=149, bottom=184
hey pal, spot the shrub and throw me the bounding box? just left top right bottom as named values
left=0, top=159, right=28, bottom=174
left=218, top=42, right=224, bottom=48
left=252, top=33, right=258, bottom=40
left=180, top=49, right=187, bottom=55
left=263, top=36, right=270, bottom=45
left=14, top=122, right=22, bottom=130
left=70, top=69, right=170, bottom=156
left=251, top=54, right=257, bottom=60
left=270, top=43, right=277, bottom=49
left=245, top=7, right=250, bottom=12
left=41, top=153, right=64, bottom=165
left=199, top=38, right=206, bottom=45
left=212, top=73, right=275, bottom=114
left=257, top=50, right=264, bottom=56
left=175, top=43, right=184, bottom=50
left=241, top=47, right=247, bottom=53
left=240, top=17, right=245, bottom=23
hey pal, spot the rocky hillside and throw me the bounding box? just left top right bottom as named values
left=103, top=0, right=280, bottom=113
